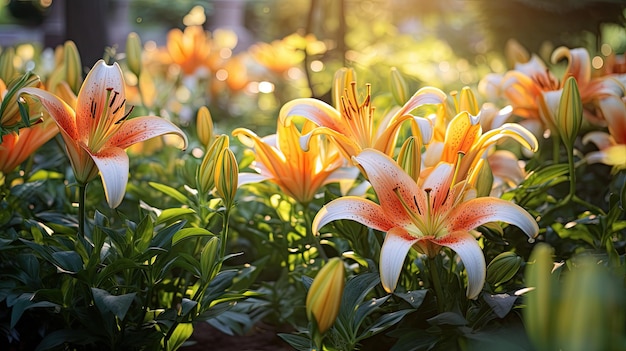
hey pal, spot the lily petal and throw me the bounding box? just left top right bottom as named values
left=90, top=147, right=129, bottom=208
left=18, top=87, right=79, bottom=140
left=280, top=98, right=346, bottom=134
left=107, top=116, right=188, bottom=150
left=434, top=231, right=485, bottom=299
left=380, top=227, right=419, bottom=293
left=449, top=197, right=539, bottom=238
left=312, top=196, right=394, bottom=234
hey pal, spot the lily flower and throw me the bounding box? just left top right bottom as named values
left=312, top=149, right=538, bottom=299
left=279, top=72, right=446, bottom=161
left=0, top=117, right=58, bottom=175
left=232, top=120, right=350, bottom=205
left=18, top=59, right=188, bottom=208
left=583, top=94, right=626, bottom=168
left=166, top=25, right=212, bottom=77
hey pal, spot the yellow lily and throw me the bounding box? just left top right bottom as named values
left=232, top=120, right=348, bottom=205
left=18, top=60, right=188, bottom=208
left=313, top=149, right=538, bottom=299
left=279, top=73, right=446, bottom=161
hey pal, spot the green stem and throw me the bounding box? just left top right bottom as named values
left=428, top=255, right=445, bottom=313
left=219, top=207, right=231, bottom=262
left=78, top=183, right=87, bottom=240
left=303, top=204, right=328, bottom=261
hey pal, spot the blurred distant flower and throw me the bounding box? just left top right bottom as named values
left=166, top=25, right=212, bottom=77
left=249, top=33, right=307, bottom=75
left=313, top=149, right=538, bottom=299
left=19, top=60, right=188, bottom=208
left=233, top=119, right=347, bottom=205
left=583, top=94, right=626, bottom=168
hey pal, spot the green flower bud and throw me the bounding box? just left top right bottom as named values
left=200, top=236, right=220, bottom=282
left=524, top=243, right=556, bottom=351
left=214, top=148, right=239, bottom=208
left=196, top=134, right=229, bottom=196
left=126, top=32, right=143, bottom=78
left=486, top=251, right=522, bottom=287
left=306, top=257, right=345, bottom=334
left=196, top=106, right=214, bottom=149
left=390, top=67, right=408, bottom=106
left=556, top=76, right=582, bottom=148
left=397, top=136, right=421, bottom=182
left=63, top=40, right=82, bottom=95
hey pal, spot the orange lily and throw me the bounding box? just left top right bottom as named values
left=0, top=117, right=58, bottom=175
left=166, top=25, right=212, bottom=76
left=481, top=47, right=620, bottom=136
left=232, top=120, right=349, bottom=205
left=279, top=73, right=446, bottom=161
left=18, top=60, right=188, bottom=208
left=313, top=149, right=538, bottom=299
left=583, top=94, right=626, bottom=168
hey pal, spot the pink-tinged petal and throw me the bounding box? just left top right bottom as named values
left=312, top=196, right=394, bottom=234
left=392, top=87, right=447, bottom=119
left=582, top=131, right=612, bottom=150
left=107, top=116, right=188, bottom=150
left=90, top=147, right=129, bottom=208
left=488, top=150, right=526, bottom=185
left=552, top=47, right=591, bottom=87
left=75, top=60, right=125, bottom=139
left=448, top=197, right=539, bottom=239
left=598, top=95, right=626, bottom=144
left=18, top=87, right=79, bottom=140
left=279, top=98, right=347, bottom=134
left=433, top=231, right=485, bottom=299
left=354, top=149, right=421, bottom=225
left=238, top=172, right=271, bottom=187
left=380, top=227, right=419, bottom=293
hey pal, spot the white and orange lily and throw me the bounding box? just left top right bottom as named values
left=583, top=93, right=626, bottom=168
left=312, top=149, right=538, bottom=299
left=18, top=60, right=188, bottom=208
left=279, top=70, right=446, bottom=161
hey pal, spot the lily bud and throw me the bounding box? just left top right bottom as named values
left=390, top=67, right=408, bottom=106
left=214, top=147, right=239, bottom=208
left=306, top=257, right=345, bottom=334
left=555, top=257, right=624, bottom=351
left=200, top=236, right=220, bottom=282
left=332, top=67, right=355, bottom=110
left=196, top=134, right=229, bottom=196
left=397, top=136, right=421, bottom=182
left=0, top=47, right=16, bottom=81
left=126, top=32, right=143, bottom=78
left=524, top=243, right=556, bottom=351
left=455, top=87, right=480, bottom=116
left=486, top=251, right=522, bottom=287
left=63, top=41, right=82, bottom=95
left=196, top=106, right=214, bottom=149
left=556, top=77, right=582, bottom=148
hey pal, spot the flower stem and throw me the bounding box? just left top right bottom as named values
left=428, top=255, right=445, bottom=313
left=303, top=205, right=328, bottom=261
left=78, top=183, right=86, bottom=240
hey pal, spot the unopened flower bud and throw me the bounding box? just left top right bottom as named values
left=556, top=76, right=582, bottom=148
left=126, top=32, right=143, bottom=78
left=390, top=67, right=408, bottom=106
left=196, top=134, right=229, bottom=196
left=486, top=251, right=522, bottom=287
left=397, top=136, right=421, bottom=182
left=196, top=106, right=214, bottom=149
left=63, top=41, right=82, bottom=94
left=214, top=147, right=239, bottom=208
left=306, top=257, right=345, bottom=334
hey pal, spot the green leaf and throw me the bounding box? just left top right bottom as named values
left=427, top=311, right=468, bottom=326
left=8, top=293, right=59, bottom=329
left=91, top=288, right=136, bottom=321
left=483, top=293, right=518, bottom=319
left=394, top=290, right=427, bottom=309
left=51, top=251, right=83, bottom=274
left=172, top=227, right=215, bottom=245
left=149, top=182, right=189, bottom=205
left=157, top=208, right=197, bottom=225
left=151, top=221, right=187, bottom=248
left=95, top=258, right=143, bottom=286
left=358, top=308, right=414, bottom=341
left=134, top=214, right=155, bottom=254
left=163, top=323, right=193, bottom=351
left=35, top=329, right=97, bottom=351
left=277, top=333, right=313, bottom=351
